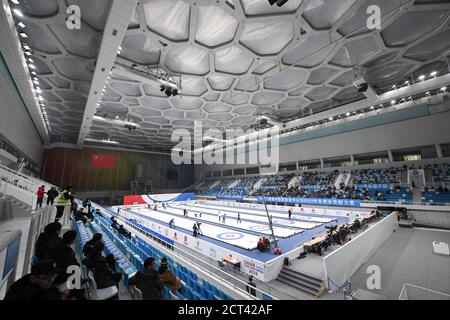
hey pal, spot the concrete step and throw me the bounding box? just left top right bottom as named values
left=276, top=268, right=324, bottom=297
left=282, top=268, right=323, bottom=287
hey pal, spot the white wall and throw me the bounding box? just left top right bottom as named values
left=323, top=213, right=398, bottom=291
left=0, top=54, right=44, bottom=166
left=195, top=108, right=450, bottom=180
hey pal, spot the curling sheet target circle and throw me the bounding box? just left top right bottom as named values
left=274, top=220, right=295, bottom=225
left=249, top=225, right=271, bottom=231
left=217, top=232, right=244, bottom=240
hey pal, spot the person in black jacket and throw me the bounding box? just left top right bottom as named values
left=34, top=222, right=62, bottom=262
left=128, top=257, right=163, bottom=300
left=46, top=187, right=59, bottom=205
left=82, top=199, right=92, bottom=215
left=83, top=242, right=121, bottom=295
left=4, top=259, right=66, bottom=300
left=246, top=276, right=257, bottom=297
left=74, top=207, right=89, bottom=225
left=83, top=233, right=103, bottom=257
left=45, top=230, right=78, bottom=285
left=46, top=230, right=87, bottom=300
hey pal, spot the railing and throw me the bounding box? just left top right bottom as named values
left=399, top=284, right=450, bottom=300
left=95, top=205, right=282, bottom=300
left=0, top=163, right=56, bottom=191
left=22, top=205, right=71, bottom=276
left=0, top=164, right=57, bottom=210
left=0, top=230, right=22, bottom=299
left=360, top=199, right=450, bottom=207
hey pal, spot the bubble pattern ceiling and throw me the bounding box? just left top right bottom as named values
left=13, top=0, right=450, bottom=151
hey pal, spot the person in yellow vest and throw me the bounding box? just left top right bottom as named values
left=54, top=186, right=72, bottom=222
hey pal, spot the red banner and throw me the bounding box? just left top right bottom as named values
left=123, top=195, right=145, bottom=205
left=91, top=154, right=117, bottom=169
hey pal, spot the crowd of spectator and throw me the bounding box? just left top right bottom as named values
left=5, top=196, right=183, bottom=300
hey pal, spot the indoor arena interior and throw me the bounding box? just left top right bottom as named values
left=0, top=0, right=450, bottom=305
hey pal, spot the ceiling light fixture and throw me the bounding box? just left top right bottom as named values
left=12, top=8, right=23, bottom=17
left=430, top=71, right=437, bottom=77
left=17, top=21, right=25, bottom=28
left=85, top=138, right=119, bottom=145
left=418, top=75, right=425, bottom=81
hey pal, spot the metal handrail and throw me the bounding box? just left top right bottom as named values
left=399, top=283, right=450, bottom=300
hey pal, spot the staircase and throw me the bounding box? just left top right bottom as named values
left=227, top=179, right=241, bottom=189
left=253, top=178, right=267, bottom=190
left=288, top=176, right=301, bottom=189
left=276, top=267, right=325, bottom=297
left=209, top=180, right=222, bottom=189
left=334, top=173, right=351, bottom=189
left=412, top=187, right=422, bottom=204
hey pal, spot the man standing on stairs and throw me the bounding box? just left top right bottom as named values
left=246, top=276, right=256, bottom=297
left=54, top=186, right=72, bottom=222
left=36, top=185, right=45, bottom=208
left=46, top=187, right=59, bottom=206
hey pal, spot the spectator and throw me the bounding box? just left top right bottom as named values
left=74, top=207, right=89, bottom=225
left=36, top=185, right=45, bottom=208
left=83, top=242, right=121, bottom=295
left=34, top=222, right=62, bottom=261
left=118, top=225, right=131, bottom=239
left=69, top=192, right=77, bottom=217
left=45, top=230, right=85, bottom=299
left=4, top=259, right=65, bottom=300
left=82, top=199, right=92, bottom=215
left=54, top=186, right=72, bottom=222
left=46, top=187, right=59, bottom=205
left=111, top=217, right=119, bottom=230
left=246, top=276, right=256, bottom=297
left=83, top=233, right=103, bottom=257
left=158, top=257, right=181, bottom=293
left=129, top=257, right=163, bottom=300
left=94, top=208, right=103, bottom=218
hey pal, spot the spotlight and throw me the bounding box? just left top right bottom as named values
left=165, top=87, right=172, bottom=97
left=356, top=83, right=368, bottom=92
left=160, top=85, right=165, bottom=92
left=12, top=8, right=23, bottom=17
left=172, top=89, right=178, bottom=96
